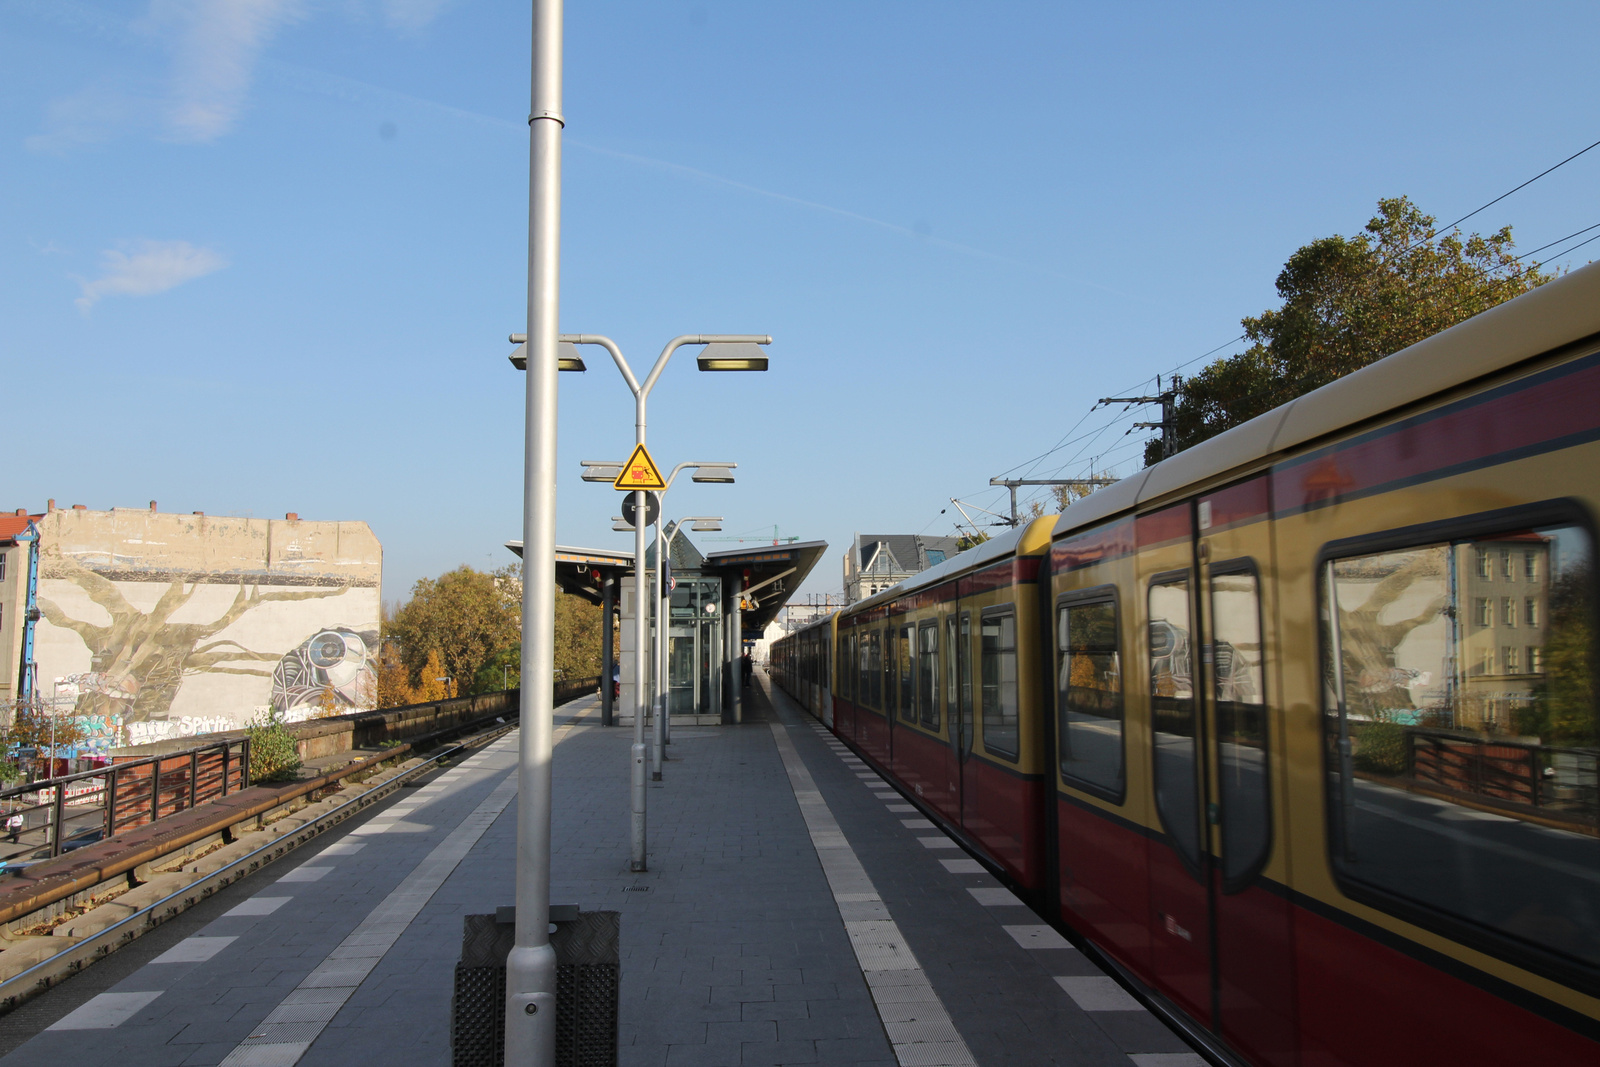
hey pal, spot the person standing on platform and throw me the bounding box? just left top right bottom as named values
left=741, top=651, right=752, bottom=688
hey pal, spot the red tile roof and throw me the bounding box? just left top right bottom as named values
left=0, top=513, right=42, bottom=541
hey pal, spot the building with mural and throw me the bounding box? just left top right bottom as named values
left=14, top=502, right=381, bottom=753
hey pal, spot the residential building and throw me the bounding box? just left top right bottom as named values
left=843, top=533, right=962, bottom=603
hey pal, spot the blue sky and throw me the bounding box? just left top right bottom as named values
left=5, top=1, right=1599, bottom=604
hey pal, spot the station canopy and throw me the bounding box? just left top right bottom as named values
left=503, top=538, right=828, bottom=630
left=701, top=540, right=828, bottom=632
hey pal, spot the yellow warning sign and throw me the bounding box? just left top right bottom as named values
left=613, top=443, right=667, bottom=491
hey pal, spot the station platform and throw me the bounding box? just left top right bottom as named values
left=0, top=680, right=1205, bottom=1067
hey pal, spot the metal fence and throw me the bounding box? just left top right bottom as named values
left=0, top=736, right=250, bottom=867
left=1409, top=728, right=1600, bottom=828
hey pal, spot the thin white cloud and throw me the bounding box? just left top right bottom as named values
left=383, top=0, right=453, bottom=33
left=26, top=79, right=152, bottom=154
left=74, top=240, right=227, bottom=314
left=153, top=0, right=307, bottom=142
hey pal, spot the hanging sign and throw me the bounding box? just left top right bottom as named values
left=613, top=444, right=667, bottom=490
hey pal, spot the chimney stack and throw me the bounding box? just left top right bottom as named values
left=285, top=512, right=299, bottom=521
left=13, top=508, right=23, bottom=517
left=193, top=511, right=204, bottom=517
left=46, top=499, right=55, bottom=512
left=149, top=500, right=158, bottom=513
left=72, top=504, right=86, bottom=510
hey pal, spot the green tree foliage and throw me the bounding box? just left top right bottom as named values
left=384, top=565, right=520, bottom=696
left=1148, top=197, right=1554, bottom=464
left=1518, top=563, right=1596, bottom=746
left=386, top=564, right=608, bottom=699
left=246, top=710, right=302, bottom=782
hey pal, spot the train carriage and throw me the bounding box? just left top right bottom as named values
left=773, top=259, right=1600, bottom=1065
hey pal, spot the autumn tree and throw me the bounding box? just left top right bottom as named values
left=384, top=566, right=519, bottom=696
left=1148, top=197, right=1554, bottom=463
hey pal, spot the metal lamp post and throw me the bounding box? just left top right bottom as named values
left=563, top=334, right=768, bottom=873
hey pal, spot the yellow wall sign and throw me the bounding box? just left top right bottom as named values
left=613, top=444, right=667, bottom=490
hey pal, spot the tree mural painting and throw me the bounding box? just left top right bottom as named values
left=37, top=558, right=351, bottom=724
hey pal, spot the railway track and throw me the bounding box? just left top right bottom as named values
left=0, top=713, right=522, bottom=1014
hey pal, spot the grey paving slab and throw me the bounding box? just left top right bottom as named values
left=0, top=685, right=1207, bottom=1067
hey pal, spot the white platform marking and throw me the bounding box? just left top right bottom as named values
left=150, top=935, right=237, bottom=964
left=47, top=990, right=162, bottom=1030
left=769, top=721, right=976, bottom=1067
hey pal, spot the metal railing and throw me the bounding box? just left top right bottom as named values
left=0, top=737, right=249, bottom=865
left=1408, top=728, right=1600, bottom=829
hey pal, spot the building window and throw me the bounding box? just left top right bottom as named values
left=1503, top=646, right=1520, bottom=674
left=1529, top=646, right=1544, bottom=674
left=926, top=550, right=946, bottom=566
left=1476, top=598, right=1492, bottom=627
left=1482, top=647, right=1496, bottom=675
left=1502, top=549, right=1514, bottom=580
left=1476, top=549, right=1491, bottom=578
left=1503, top=597, right=1517, bottom=628
left=1524, top=551, right=1539, bottom=581
left=0, top=551, right=6, bottom=581
left=1525, top=597, right=1539, bottom=628
left=980, top=609, right=1019, bottom=760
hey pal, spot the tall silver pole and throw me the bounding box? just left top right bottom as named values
left=506, top=0, right=562, bottom=1059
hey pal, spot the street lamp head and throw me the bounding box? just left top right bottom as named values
left=612, top=517, right=634, bottom=532
left=691, top=466, right=736, bottom=484
left=581, top=461, right=625, bottom=482
left=697, top=341, right=768, bottom=372
left=509, top=338, right=586, bottom=371
left=690, top=519, right=723, bottom=532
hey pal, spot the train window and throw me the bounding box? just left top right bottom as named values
left=1057, top=590, right=1123, bottom=799
left=1149, top=573, right=1201, bottom=868
left=899, top=624, right=916, bottom=722
left=958, top=613, right=973, bottom=754
left=945, top=616, right=958, bottom=719
left=1322, top=516, right=1600, bottom=974
left=918, top=622, right=939, bottom=729
left=866, top=629, right=883, bottom=710
left=981, top=609, right=1020, bottom=761
left=1210, top=563, right=1270, bottom=888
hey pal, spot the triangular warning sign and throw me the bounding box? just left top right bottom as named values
left=613, top=443, right=667, bottom=490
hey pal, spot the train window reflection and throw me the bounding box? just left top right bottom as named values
left=959, top=613, right=973, bottom=755
left=1210, top=565, right=1269, bottom=887
left=1150, top=575, right=1201, bottom=867
left=1057, top=593, right=1123, bottom=798
left=1322, top=521, right=1600, bottom=972
left=899, top=625, right=916, bottom=722
left=981, top=610, right=1019, bottom=760
left=919, top=623, right=939, bottom=729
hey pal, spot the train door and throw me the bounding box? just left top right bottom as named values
left=941, top=610, right=961, bottom=818
left=1196, top=480, right=1294, bottom=1066
left=955, top=609, right=975, bottom=827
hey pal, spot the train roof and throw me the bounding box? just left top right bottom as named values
left=842, top=514, right=1057, bottom=615
left=1054, top=259, right=1600, bottom=542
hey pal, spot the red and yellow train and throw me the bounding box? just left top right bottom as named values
left=772, top=261, right=1600, bottom=1065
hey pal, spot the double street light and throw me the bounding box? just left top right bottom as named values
left=554, top=334, right=769, bottom=874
